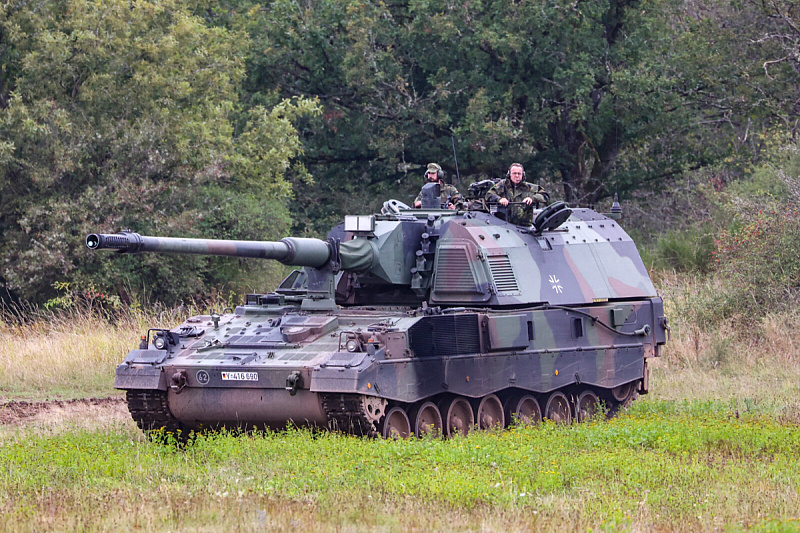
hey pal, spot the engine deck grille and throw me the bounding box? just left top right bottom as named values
left=408, top=314, right=481, bottom=357
left=488, top=255, right=519, bottom=292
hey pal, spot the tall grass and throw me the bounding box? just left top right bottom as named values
left=0, top=304, right=189, bottom=400
left=652, top=270, right=800, bottom=418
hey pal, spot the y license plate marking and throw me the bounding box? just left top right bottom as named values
left=221, top=371, right=259, bottom=381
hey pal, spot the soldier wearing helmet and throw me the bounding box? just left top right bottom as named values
left=485, top=163, right=549, bottom=225
left=414, top=162, right=461, bottom=209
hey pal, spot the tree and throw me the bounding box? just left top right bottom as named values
left=0, top=0, right=319, bottom=304
left=238, top=0, right=710, bottom=231
left=660, top=0, right=800, bottom=172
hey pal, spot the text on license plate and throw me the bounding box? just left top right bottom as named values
left=221, top=371, right=259, bottom=381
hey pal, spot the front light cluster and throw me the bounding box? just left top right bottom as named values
left=153, top=335, right=168, bottom=350
left=345, top=338, right=360, bottom=352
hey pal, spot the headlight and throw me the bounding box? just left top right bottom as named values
left=153, top=335, right=167, bottom=350
left=345, top=339, right=360, bottom=352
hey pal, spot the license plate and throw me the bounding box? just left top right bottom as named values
left=221, top=371, right=259, bottom=381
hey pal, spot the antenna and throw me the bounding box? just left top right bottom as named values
left=451, top=137, right=461, bottom=187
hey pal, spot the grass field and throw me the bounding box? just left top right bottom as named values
left=1, top=281, right=800, bottom=532
left=1, top=400, right=798, bottom=532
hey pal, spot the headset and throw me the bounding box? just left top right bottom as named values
left=505, top=163, right=526, bottom=180
left=425, top=164, right=444, bottom=181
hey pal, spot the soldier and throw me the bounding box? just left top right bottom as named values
left=485, top=163, right=549, bottom=225
left=414, top=162, right=461, bottom=209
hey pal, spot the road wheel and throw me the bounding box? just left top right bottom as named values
left=544, top=391, right=572, bottom=424
left=476, top=394, right=505, bottom=430
left=612, top=381, right=635, bottom=402
left=575, top=390, right=599, bottom=422
left=411, top=401, right=443, bottom=438
left=381, top=406, right=411, bottom=439
left=440, top=397, right=474, bottom=438
left=506, top=394, right=542, bottom=426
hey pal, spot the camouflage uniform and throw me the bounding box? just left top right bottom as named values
left=485, top=179, right=548, bottom=225
left=415, top=182, right=461, bottom=207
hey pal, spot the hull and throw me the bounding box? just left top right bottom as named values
left=117, top=298, right=665, bottom=437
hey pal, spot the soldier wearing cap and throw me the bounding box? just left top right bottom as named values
left=414, top=162, right=461, bottom=209
left=485, top=163, right=549, bottom=225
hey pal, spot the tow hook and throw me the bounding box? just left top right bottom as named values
left=170, top=370, right=188, bottom=393
left=660, top=316, right=671, bottom=341
left=285, top=372, right=302, bottom=396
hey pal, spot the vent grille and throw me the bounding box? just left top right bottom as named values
left=408, top=314, right=481, bottom=357
left=433, top=247, right=480, bottom=293
left=488, top=255, right=519, bottom=292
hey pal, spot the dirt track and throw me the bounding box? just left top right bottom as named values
left=0, top=396, right=128, bottom=426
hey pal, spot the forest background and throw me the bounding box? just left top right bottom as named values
left=1, top=0, right=800, bottom=318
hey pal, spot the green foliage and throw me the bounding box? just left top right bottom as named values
left=240, top=0, right=704, bottom=235
left=1, top=400, right=799, bottom=530
left=664, top=143, right=800, bottom=327
left=0, top=0, right=318, bottom=305
left=703, top=144, right=800, bottom=318
left=729, top=166, right=791, bottom=202
left=642, top=227, right=716, bottom=273
left=725, top=138, right=800, bottom=203
left=43, top=281, right=122, bottom=312
left=713, top=204, right=800, bottom=313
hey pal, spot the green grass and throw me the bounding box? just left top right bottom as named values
left=1, top=399, right=799, bottom=532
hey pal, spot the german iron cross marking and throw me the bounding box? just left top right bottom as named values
left=549, top=274, right=563, bottom=293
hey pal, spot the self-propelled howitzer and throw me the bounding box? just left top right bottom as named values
left=88, top=198, right=668, bottom=438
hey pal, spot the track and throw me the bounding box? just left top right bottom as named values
left=125, top=390, right=188, bottom=435
left=320, top=393, right=385, bottom=437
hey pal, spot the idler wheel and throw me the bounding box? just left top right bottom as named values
left=506, top=394, right=542, bottom=426
left=411, top=401, right=443, bottom=438
left=575, top=390, right=600, bottom=422
left=476, top=394, right=505, bottom=430
left=382, top=407, right=411, bottom=439
left=440, top=397, right=474, bottom=438
left=544, top=392, right=573, bottom=424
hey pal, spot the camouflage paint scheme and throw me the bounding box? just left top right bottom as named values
left=89, top=199, right=668, bottom=437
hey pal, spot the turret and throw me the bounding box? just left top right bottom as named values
left=87, top=199, right=656, bottom=311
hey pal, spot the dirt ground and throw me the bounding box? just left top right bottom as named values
left=0, top=396, right=129, bottom=427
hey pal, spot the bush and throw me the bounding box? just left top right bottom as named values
left=713, top=204, right=800, bottom=314
left=660, top=144, right=800, bottom=327
left=642, top=228, right=716, bottom=274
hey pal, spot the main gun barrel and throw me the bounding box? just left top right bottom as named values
left=86, top=232, right=332, bottom=268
